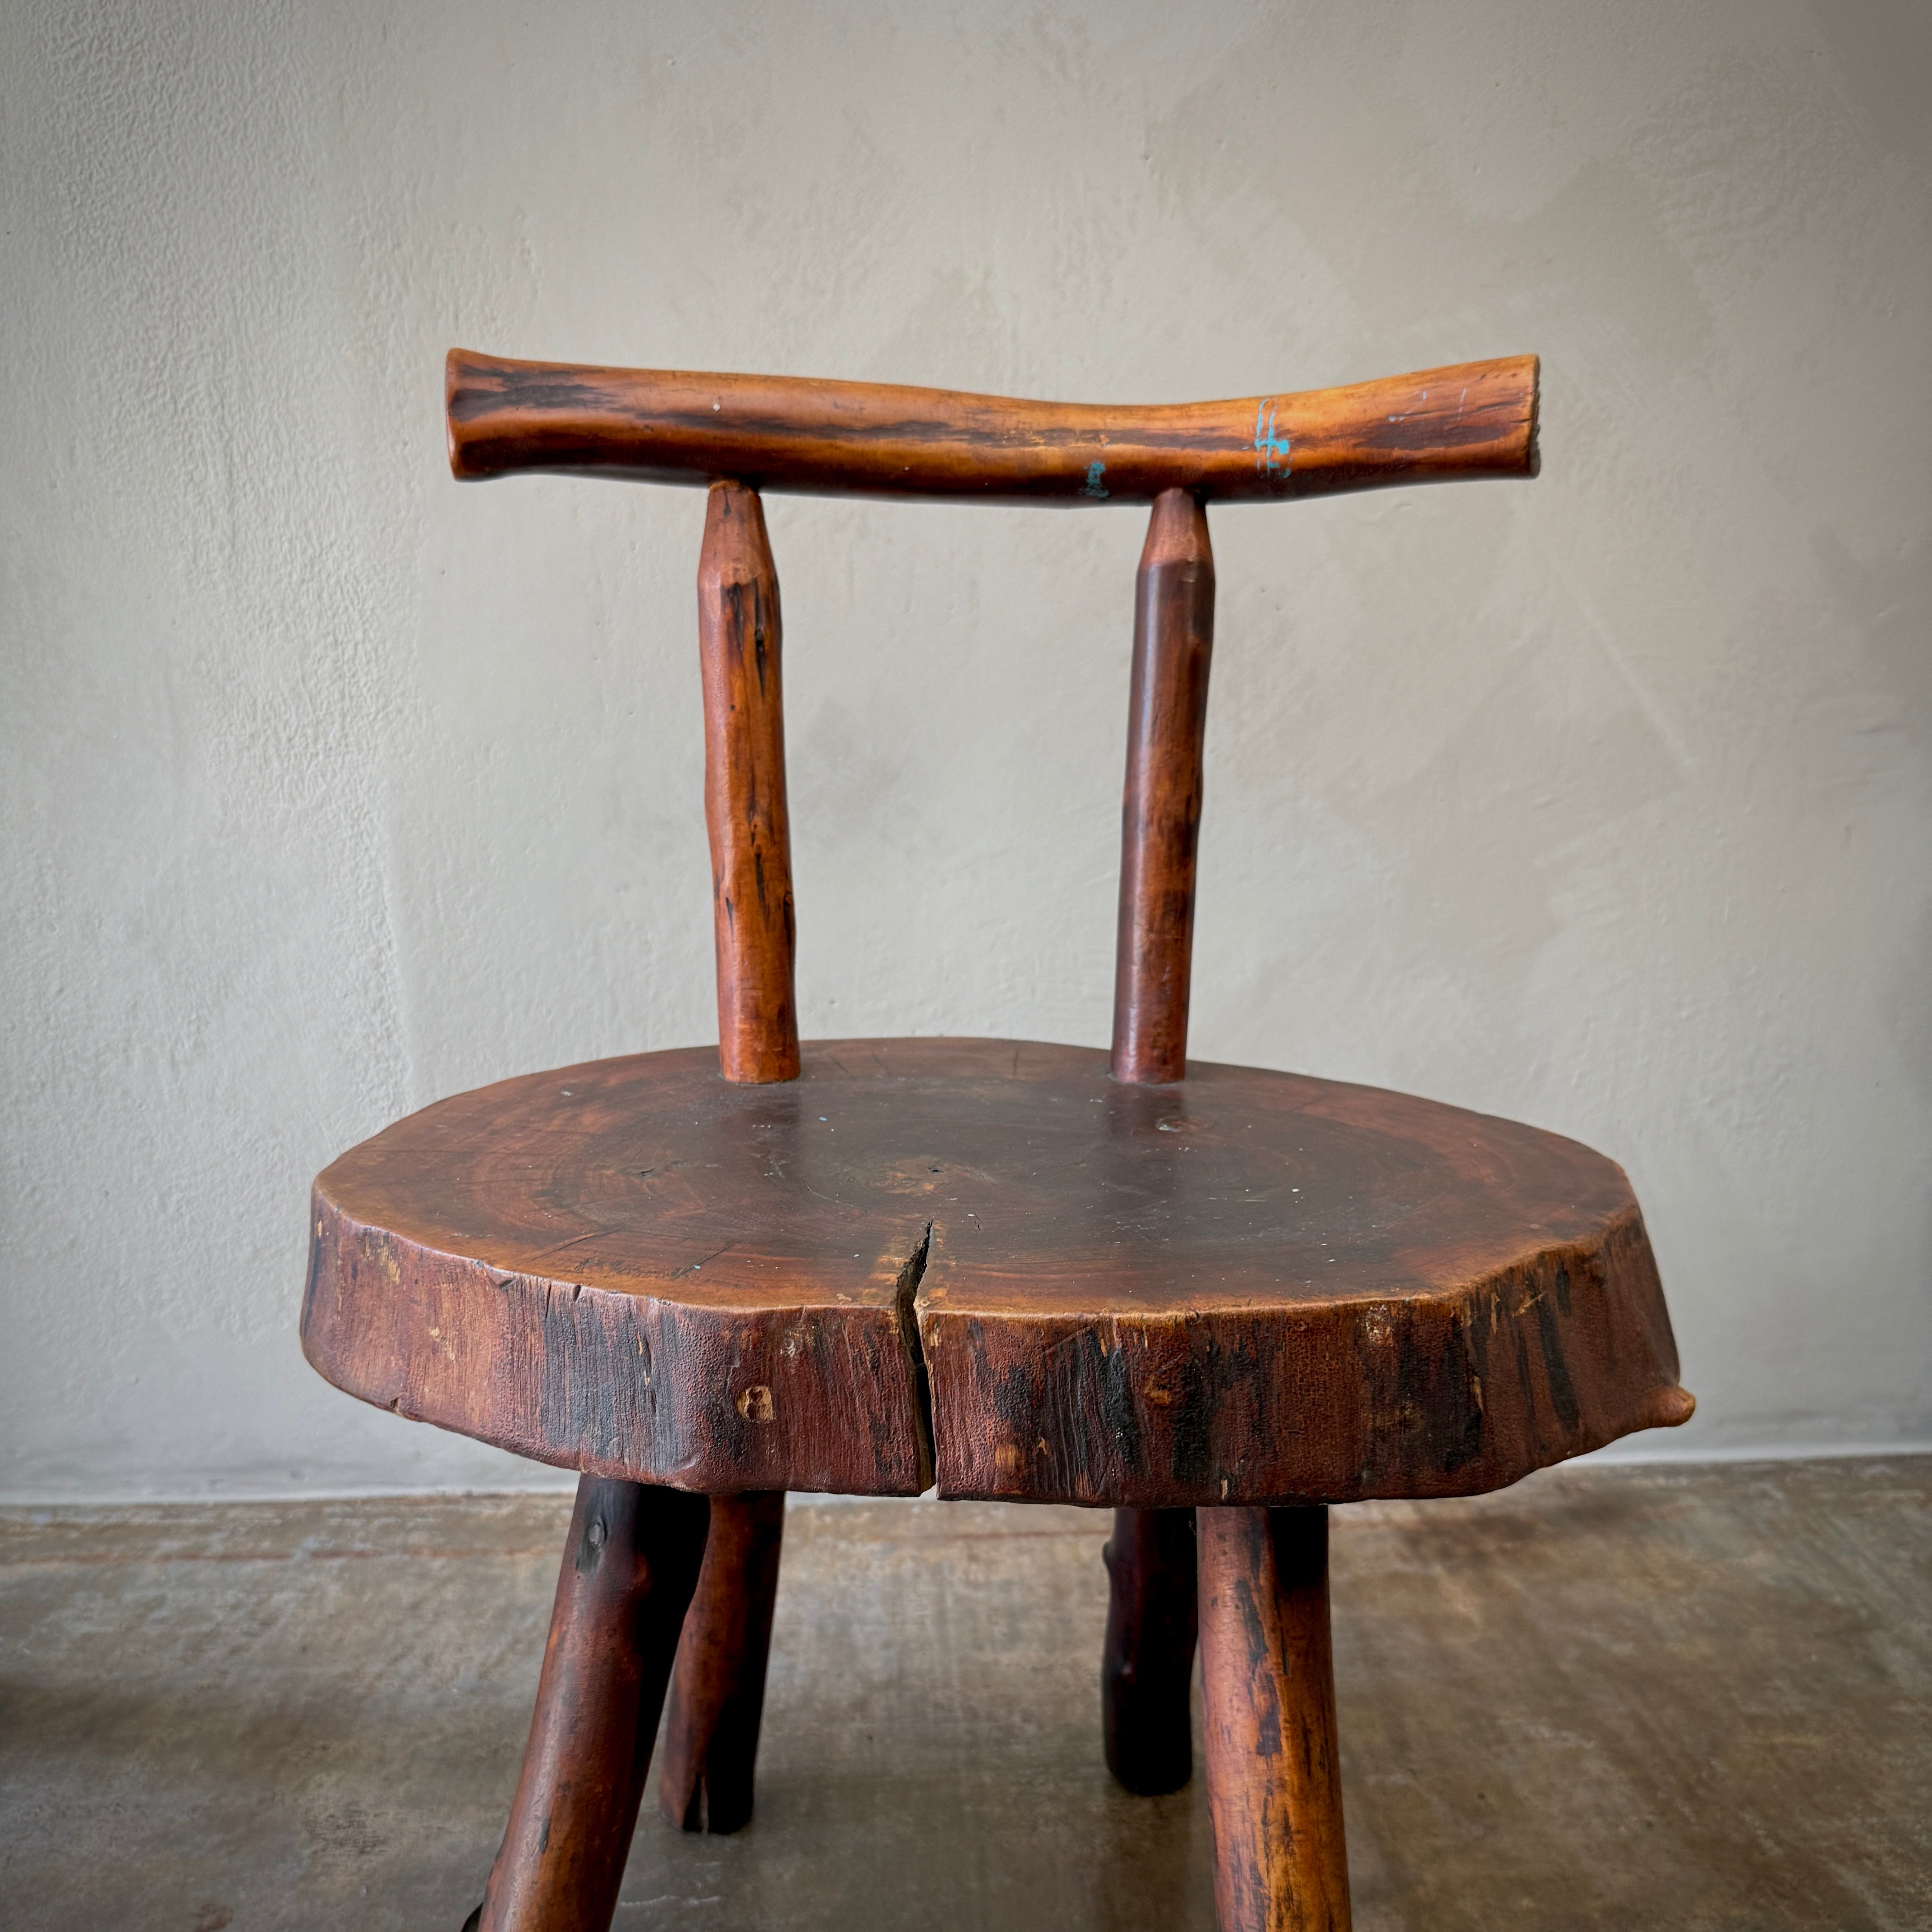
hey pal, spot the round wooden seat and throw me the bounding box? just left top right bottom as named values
left=304, top=1036, right=1690, bottom=1509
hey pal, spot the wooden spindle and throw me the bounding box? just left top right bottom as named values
left=1198, top=1506, right=1351, bottom=1932
left=1110, top=486, right=1214, bottom=1085
left=658, top=1491, right=786, bottom=1834
left=475, top=1478, right=708, bottom=1932
left=698, top=480, right=799, bottom=1083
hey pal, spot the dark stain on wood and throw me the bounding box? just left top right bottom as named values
left=1534, top=1287, right=1583, bottom=1430
left=1102, top=1506, right=1198, bottom=1795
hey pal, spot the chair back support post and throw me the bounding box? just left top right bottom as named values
left=1111, top=488, right=1215, bottom=1084
left=443, top=349, right=1534, bottom=1084
left=698, top=480, right=800, bottom=1083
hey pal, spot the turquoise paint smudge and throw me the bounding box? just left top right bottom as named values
left=1253, top=399, right=1290, bottom=478
left=1081, top=459, right=1109, bottom=499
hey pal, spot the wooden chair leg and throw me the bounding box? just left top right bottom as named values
left=1102, top=1505, right=1198, bottom=1794
left=474, top=1477, right=709, bottom=1932
left=1197, top=1506, right=1351, bottom=1932
left=658, top=1490, right=786, bottom=1834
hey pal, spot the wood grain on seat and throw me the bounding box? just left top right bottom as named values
left=302, top=1037, right=1689, bottom=1507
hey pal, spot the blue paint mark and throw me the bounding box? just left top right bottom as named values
left=1253, top=399, right=1290, bottom=478
left=1081, top=459, right=1109, bottom=499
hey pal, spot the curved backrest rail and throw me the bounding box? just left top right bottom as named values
left=447, top=350, right=1538, bottom=504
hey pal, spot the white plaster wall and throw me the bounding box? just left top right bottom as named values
left=3, top=0, right=1927, bottom=1500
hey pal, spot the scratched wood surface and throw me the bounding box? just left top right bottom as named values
left=445, top=350, right=1537, bottom=504
left=301, top=1037, right=1690, bottom=1506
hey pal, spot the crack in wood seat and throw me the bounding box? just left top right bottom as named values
left=299, top=344, right=1694, bottom=1932
left=306, top=1038, right=1688, bottom=1509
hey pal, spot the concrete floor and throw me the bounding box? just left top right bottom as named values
left=0, top=1460, right=1926, bottom=1932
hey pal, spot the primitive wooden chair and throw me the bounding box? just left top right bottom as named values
left=300, top=347, right=1694, bottom=1932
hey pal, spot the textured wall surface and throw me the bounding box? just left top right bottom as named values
left=4, top=1, right=1927, bottom=1500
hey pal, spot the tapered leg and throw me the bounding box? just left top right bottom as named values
left=1197, top=1506, right=1351, bottom=1932
left=1102, top=1505, right=1198, bottom=1793
left=658, top=1490, right=787, bottom=1833
left=475, top=1477, right=709, bottom=1932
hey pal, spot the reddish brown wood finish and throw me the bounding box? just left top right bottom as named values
left=476, top=1477, right=708, bottom=1932
left=1199, top=1506, right=1350, bottom=1932
left=446, top=350, right=1538, bottom=505
left=1102, top=1505, right=1198, bottom=1794
left=301, top=1038, right=1691, bottom=1504
left=299, top=339, right=1706, bottom=1932
left=699, top=482, right=799, bottom=1084
left=658, top=1491, right=786, bottom=1835
left=678, top=472, right=798, bottom=1829
left=1112, top=489, right=1215, bottom=1085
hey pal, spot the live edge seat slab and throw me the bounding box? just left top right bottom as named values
left=305, top=1037, right=1688, bottom=1508
left=300, top=343, right=1694, bottom=1932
